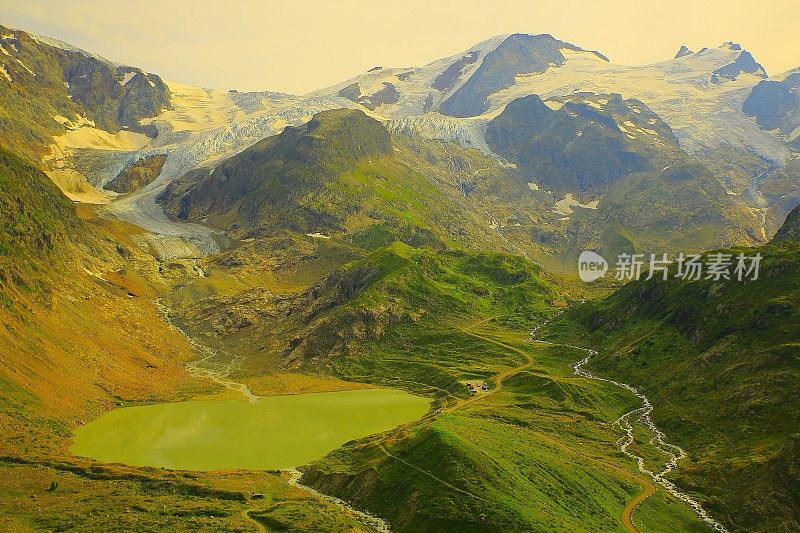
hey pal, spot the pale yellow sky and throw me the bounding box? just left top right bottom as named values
left=2, top=0, right=798, bottom=94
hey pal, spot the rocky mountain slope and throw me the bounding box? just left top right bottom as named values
left=743, top=69, right=800, bottom=149
left=771, top=203, right=800, bottom=242
left=485, top=92, right=681, bottom=193
left=0, top=24, right=170, bottom=164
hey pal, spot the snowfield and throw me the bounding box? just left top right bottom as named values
left=38, top=34, right=797, bottom=258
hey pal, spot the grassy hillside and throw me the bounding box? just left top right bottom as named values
left=0, top=146, right=191, bottom=448
left=158, top=108, right=558, bottom=260
left=160, top=232, right=712, bottom=531
left=0, top=147, right=375, bottom=531
left=300, top=319, right=710, bottom=532
left=0, top=147, right=86, bottom=293
left=542, top=213, right=800, bottom=531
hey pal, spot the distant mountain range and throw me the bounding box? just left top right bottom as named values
left=2, top=24, right=797, bottom=269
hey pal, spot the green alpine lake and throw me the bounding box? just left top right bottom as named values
left=71, top=389, right=430, bottom=471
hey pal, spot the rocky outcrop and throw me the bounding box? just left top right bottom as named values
left=485, top=93, right=678, bottom=193
left=103, top=154, right=167, bottom=193
left=337, top=82, right=400, bottom=110
left=743, top=70, right=800, bottom=148
left=711, top=46, right=767, bottom=83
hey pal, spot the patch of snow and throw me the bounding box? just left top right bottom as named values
left=120, top=71, right=137, bottom=85
left=306, top=232, right=330, bottom=239
left=554, top=193, right=599, bottom=216
left=16, top=58, right=33, bottom=75
left=527, top=182, right=540, bottom=191
left=543, top=99, right=564, bottom=110
left=0, top=64, right=11, bottom=82
left=142, top=80, right=248, bottom=132
left=0, top=44, right=9, bottom=56
left=50, top=126, right=151, bottom=151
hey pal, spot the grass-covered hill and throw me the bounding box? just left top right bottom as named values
left=282, top=242, right=564, bottom=372
left=158, top=108, right=568, bottom=262
left=259, top=242, right=708, bottom=531
left=0, top=147, right=86, bottom=289
left=160, top=108, right=393, bottom=233
left=544, top=207, right=800, bottom=531
left=0, top=146, right=194, bottom=441
left=168, top=237, right=566, bottom=380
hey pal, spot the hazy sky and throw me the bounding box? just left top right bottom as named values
left=2, top=0, right=798, bottom=94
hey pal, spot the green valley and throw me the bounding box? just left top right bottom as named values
left=1, top=14, right=799, bottom=533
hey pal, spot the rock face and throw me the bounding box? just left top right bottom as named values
left=338, top=82, right=400, bottom=110
left=439, top=33, right=604, bottom=117
left=771, top=204, right=800, bottom=243
left=743, top=70, right=800, bottom=147
left=485, top=93, right=678, bottom=193
left=0, top=24, right=171, bottom=163
left=675, top=45, right=693, bottom=58
left=103, top=154, right=167, bottom=194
